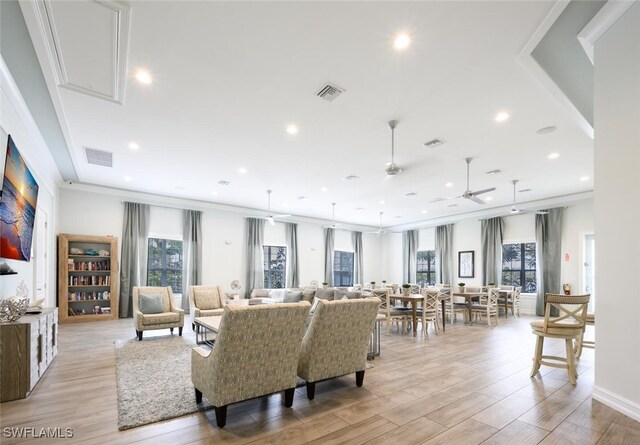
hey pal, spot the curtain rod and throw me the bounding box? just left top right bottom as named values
left=120, top=200, right=194, bottom=212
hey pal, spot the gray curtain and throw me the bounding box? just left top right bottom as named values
left=119, top=202, right=149, bottom=318
left=244, top=218, right=265, bottom=298
left=402, top=229, right=419, bottom=284
left=285, top=223, right=299, bottom=288
left=353, top=231, right=363, bottom=284
left=481, top=217, right=504, bottom=285
left=536, top=208, right=563, bottom=316
left=323, top=228, right=335, bottom=286
left=181, top=210, right=202, bottom=313
left=435, top=224, right=454, bottom=286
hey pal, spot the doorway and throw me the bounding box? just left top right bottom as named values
left=583, top=234, right=595, bottom=312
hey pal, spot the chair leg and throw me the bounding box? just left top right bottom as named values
left=356, top=370, right=365, bottom=387
left=530, top=335, right=544, bottom=377
left=284, top=387, right=295, bottom=407
left=566, top=338, right=578, bottom=385
left=170, top=328, right=174, bottom=334
left=179, top=326, right=183, bottom=336
left=195, top=388, right=203, bottom=403
left=214, top=405, right=227, bottom=428
left=136, top=330, right=143, bottom=341
left=192, top=322, right=196, bottom=331
left=386, top=319, right=391, bottom=336
left=575, top=331, right=585, bottom=358
left=306, top=382, right=316, bottom=400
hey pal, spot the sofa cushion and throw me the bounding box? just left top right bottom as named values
left=316, top=288, right=335, bottom=300
left=284, top=290, right=303, bottom=303
left=193, top=287, right=222, bottom=310
left=301, top=289, right=316, bottom=303
left=198, top=308, right=225, bottom=317
left=269, top=289, right=286, bottom=300
left=139, top=294, right=165, bottom=314
left=251, top=289, right=270, bottom=298
left=141, top=312, right=180, bottom=325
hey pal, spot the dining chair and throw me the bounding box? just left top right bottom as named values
left=409, top=284, right=421, bottom=295
left=416, top=290, right=439, bottom=337
left=470, top=287, right=499, bottom=326
left=499, top=285, right=515, bottom=291
left=510, top=286, right=522, bottom=317
left=373, top=289, right=407, bottom=335
left=530, top=294, right=590, bottom=385
left=574, top=312, right=595, bottom=358
left=446, top=290, right=467, bottom=324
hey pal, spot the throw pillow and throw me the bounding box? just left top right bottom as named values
left=194, top=287, right=221, bottom=310
left=301, top=289, right=316, bottom=302
left=341, top=295, right=349, bottom=301
left=283, top=290, right=303, bottom=303
left=251, top=289, right=270, bottom=298
left=346, top=291, right=362, bottom=299
left=139, top=294, right=165, bottom=314
left=316, top=287, right=335, bottom=300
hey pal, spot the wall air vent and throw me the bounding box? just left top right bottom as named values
left=316, top=83, right=345, bottom=102
left=423, top=138, right=445, bottom=148
left=84, top=147, right=113, bottom=167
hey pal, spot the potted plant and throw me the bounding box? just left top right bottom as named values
left=402, top=283, right=411, bottom=296
left=458, top=282, right=466, bottom=293
left=382, top=280, right=387, bottom=284
left=370, top=281, right=376, bottom=288
left=322, top=282, right=328, bottom=288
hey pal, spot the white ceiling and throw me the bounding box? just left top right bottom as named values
left=26, top=0, right=593, bottom=227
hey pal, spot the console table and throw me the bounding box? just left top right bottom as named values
left=0, top=308, right=59, bottom=402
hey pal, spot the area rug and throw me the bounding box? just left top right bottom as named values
left=114, top=335, right=213, bottom=430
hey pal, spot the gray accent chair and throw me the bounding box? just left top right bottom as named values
left=191, top=302, right=310, bottom=427
left=132, top=286, right=184, bottom=340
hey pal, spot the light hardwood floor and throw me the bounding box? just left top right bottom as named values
left=1, top=315, right=639, bottom=444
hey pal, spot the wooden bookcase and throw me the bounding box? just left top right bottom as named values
left=58, top=234, right=119, bottom=323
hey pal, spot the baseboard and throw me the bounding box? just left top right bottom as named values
left=593, top=385, right=640, bottom=422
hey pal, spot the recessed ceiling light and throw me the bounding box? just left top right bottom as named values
left=495, top=112, right=510, bottom=122
left=238, top=167, right=247, bottom=174
left=486, top=169, right=502, bottom=175
left=421, top=210, right=427, bottom=214
left=321, top=187, right=328, bottom=192
left=580, top=176, right=590, bottom=181
left=218, top=180, right=230, bottom=186
left=379, top=200, right=385, bottom=205
left=548, top=153, right=560, bottom=159
left=485, top=196, right=493, bottom=201
left=405, top=192, right=418, bottom=196
left=211, top=191, right=218, bottom=196
left=393, top=33, right=411, bottom=50
left=445, top=182, right=453, bottom=188
left=135, top=69, right=152, bottom=85
left=124, top=175, right=132, bottom=182
left=128, top=142, right=140, bottom=150
left=286, top=124, right=298, bottom=135
left=536, top=126, right=557, bottom=135
left=343, top=175, right=359, bottom=181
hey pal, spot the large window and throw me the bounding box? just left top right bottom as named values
left=263, top=246, right=286, bottom=288
left=502, top=242, right=536, bottom=293
left=147, top=238, right=183, bottom=293
left=416, top=250, right=436, bottom=287
left=333, top=251, right=354, bottom=286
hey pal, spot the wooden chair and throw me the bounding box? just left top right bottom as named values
left=445, top=289, right=467, bottom=324
left=470, top=287, right=499, bottom=326
left=510, top=286, right=522, bottom=317
left=530, top=293, right=590, bottom=385
left=373, top=289, right=408, bottom=335
left=574, top=312, right=595, bottom=358
left=409, top=284, right=421, bottom=295
left=416, top=290, right=440, bottom=337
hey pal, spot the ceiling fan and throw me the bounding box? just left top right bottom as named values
left=505, top=180, right=548, bottom=216
left=321, top=202, right=341, bottom=229
left=458, top=157, right=495, bottom=204
left=249, top=190, right=291, bottom=225
left=385, top=120, right=403, bottom=176
left=366, top=212, right=386, bottom=235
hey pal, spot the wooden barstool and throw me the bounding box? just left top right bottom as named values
left=530, top=293, right=590, bottom=385
left=575, top=312, right=595, bottom=358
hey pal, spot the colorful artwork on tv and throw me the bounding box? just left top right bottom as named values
left=0, top=135, right=39, bottom=261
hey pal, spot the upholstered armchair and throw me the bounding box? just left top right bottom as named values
left=191, top=302, right=310, bottom=427
left=297, top=298, right=380, bottom=399
left=132, top=286, right=184, bottom=340
left=189, top=285, right=226, bottom=330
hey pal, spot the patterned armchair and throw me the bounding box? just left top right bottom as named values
left=297, top=298, right=380, bottom=399
left=191, top=302, right=310, bottom=427
left=189, top=285, right=226, bottom=330
left=132, top=286, right=184, bottom=340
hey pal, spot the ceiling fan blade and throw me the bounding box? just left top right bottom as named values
left=466, top=195, right=486, bottom=205
left=266, top=216, right=275, bottom=226
left=430, top=196, right=458, bottom=203
left=470, top=187, right=496, bottom=196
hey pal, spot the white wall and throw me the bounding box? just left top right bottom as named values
left=592, top=1, right=640, bottom=421
left=0, top=57, right=60, bottom=307
left=58, top=185, right=382, bottom=298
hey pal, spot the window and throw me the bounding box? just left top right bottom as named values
left=263, top=246, right=286, bottom=288
left=147, top=238, right=183, bottom=293
left=416, top=250, right=436, bottom=287
left=502, top=242, right=536, bottom=293
left=333, top=251, right=354, bottom=286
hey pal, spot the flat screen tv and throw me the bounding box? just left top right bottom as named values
left=0, top=135, right=39, bottom=261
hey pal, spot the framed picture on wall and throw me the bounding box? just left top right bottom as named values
left=458, top=250, right=475, bottom=278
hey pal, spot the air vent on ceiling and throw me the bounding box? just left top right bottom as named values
left=519, top=188, right=532, bottom=193
left=405, top=192, right=418, bottom=196
left=486, top=169, right=502, bottom=175
left=316, top=83, right=345, bottom=102
left=343, top=175, right=359, bottom=181
left=217, top=180, right=230, bottom=186
left=84, top=147, right=113, bottom=167
left=423, top=138, right=445, bottom=148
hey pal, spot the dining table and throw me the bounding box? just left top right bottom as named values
left=389, top=293, right=449, bottom=336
